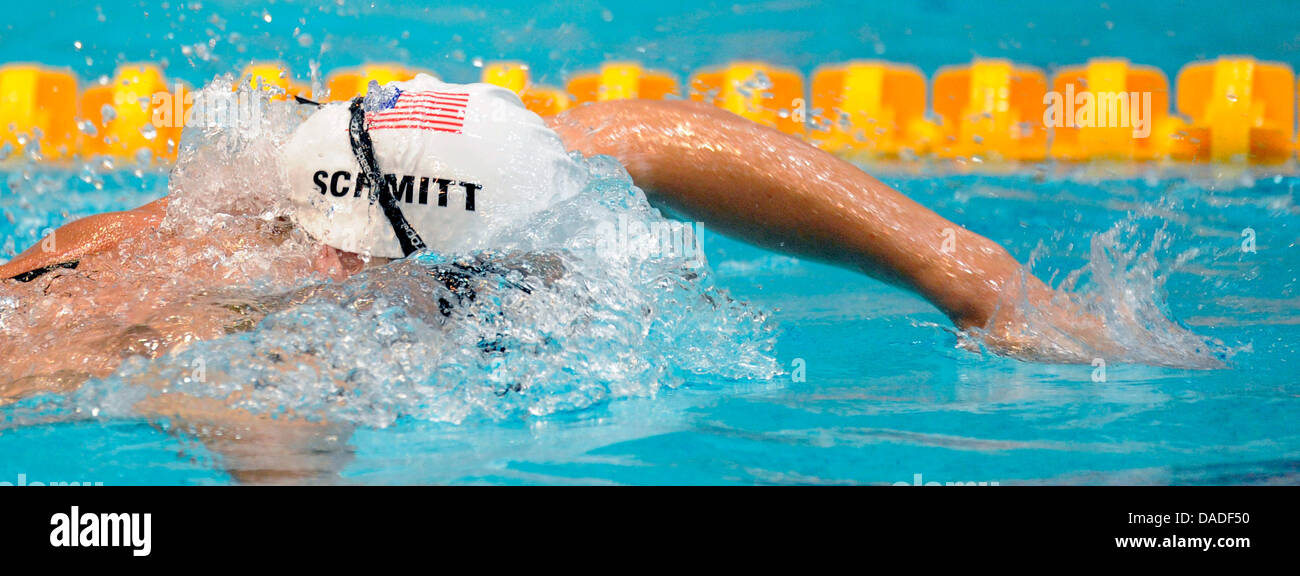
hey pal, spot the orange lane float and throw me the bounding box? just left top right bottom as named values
left=480, top=61, right=571, bottom=116
left=810, top=60, right=934, bottom=157
left=690, top=61, right=806, bottom=135
left=567, top=62, right=678, bottom=103
left=1174, top=57, right=1295, bottom=163
left=0, top=64, right=79, bottom=161
left=2, top=57, right=1299, bottom=165
left=79, top=63, right=186, bottom=161
left=240, top=62, right=309, bottom=101
left=1049, top=58, right=1174, bottom=161
left=932, top=59, right=1049, bottom=161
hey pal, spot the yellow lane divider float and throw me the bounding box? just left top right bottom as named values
left=2, top=57, right=1300, bottom=164
left=567, top=62, right=677, bottom=103
left=80, top=63, right=185, bottom=161
left=240, top=62, right=309, bottom=100
left=0, top=64, right=79, bottom=160
left=811, top=60, right=935, bottom=157
left=689, top=61, right=806, bottom=135
left=1175, top=56, right=1294, bottom=163
left=480, top=61, right=570, bottom=116
left=1049, top=58, right=1174, bottom=160
left=932, top=59, right=1049, bottom=161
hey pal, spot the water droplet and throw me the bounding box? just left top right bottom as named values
left=140, top=123, right=158, bottom=140
left=101, top=104, right=117, bottom=123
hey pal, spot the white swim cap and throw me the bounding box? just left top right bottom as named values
left=283, top=74, right=584, bottom=258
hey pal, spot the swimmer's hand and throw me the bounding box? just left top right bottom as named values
left=961, top=275, right=1124, bottom=364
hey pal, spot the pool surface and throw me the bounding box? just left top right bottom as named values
left=1, top=1, right=1299, bottom=484
left=2, top=163, right=1296, bottom=485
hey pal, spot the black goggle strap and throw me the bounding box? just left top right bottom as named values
left=346, top=96, right=427, bottom=258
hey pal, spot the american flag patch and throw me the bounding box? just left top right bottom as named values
left=365, top=88, right=469, bottom=135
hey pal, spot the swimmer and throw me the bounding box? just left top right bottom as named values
left=1, top=75, right=1116, bottom=363
left=0, top=75, right=1117, bottom=480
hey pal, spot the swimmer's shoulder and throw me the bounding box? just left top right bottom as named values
left=0, top=197, right=168, bottom=282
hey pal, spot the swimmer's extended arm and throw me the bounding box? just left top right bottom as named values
left=0, top=197, right=169, bottom=280
left=549, top=100, right=1115, bottom=360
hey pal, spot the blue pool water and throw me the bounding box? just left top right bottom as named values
left=2, top=1, right=1300, bottom=484
left=3, top=165, right=1297, bottom=485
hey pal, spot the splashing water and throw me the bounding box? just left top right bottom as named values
left=958, top=191, right=1235, bottom=370
left=1059, top=216, right=1232, bottom=368
left=0, top=78, right=779, bottom=429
